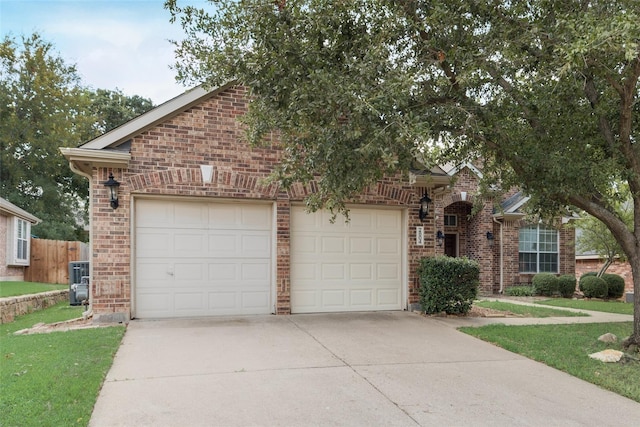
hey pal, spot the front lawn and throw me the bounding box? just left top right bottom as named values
left=461, top=322, right=640, bottom=403
left=0, top=281, right=67, bottom=298
left=535, top=299, right=634, bottom=315
left=0, top=301, right=125, bottom=427
left=475, top=300, right=588, bottom=317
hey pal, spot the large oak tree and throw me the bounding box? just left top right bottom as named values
left=166, top=0, right=640, bottom=345
left=1, top=34, right=153, bottom=241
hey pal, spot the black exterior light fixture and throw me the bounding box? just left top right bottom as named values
left=486, top=231, right=495, bottom=246
left=103, top=173, right=120, bottom=209
left=418, top=191, right=432, bottom=221
left=436, top=230, right=444, bottom=247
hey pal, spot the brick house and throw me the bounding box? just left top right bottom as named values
left=61, top=84, right=575, bottom=322
left=1, top=197, right=40, bottom=281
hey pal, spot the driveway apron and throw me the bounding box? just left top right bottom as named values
left=89, top=312, right=640, bottom=426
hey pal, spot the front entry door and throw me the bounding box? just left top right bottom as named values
left=444, top=233, right=457, bottom=257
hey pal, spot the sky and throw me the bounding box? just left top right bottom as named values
left=0, top=0, right=212, bottom=105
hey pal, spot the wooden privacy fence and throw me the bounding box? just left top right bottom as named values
left=24, top=238, right=89, bottom=284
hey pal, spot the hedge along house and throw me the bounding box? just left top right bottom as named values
left=61, top=84, right=575, bottom=322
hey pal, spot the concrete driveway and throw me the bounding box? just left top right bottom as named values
left=90, top=312, right=640, bottom=426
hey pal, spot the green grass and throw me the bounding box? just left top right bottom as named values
left=461, top=322, right=640, bottom=403
left=535, top=299, right=634, bottom=315
left=475, top=300, right=588, bottom=317
left=0, top=301, right=125, bottom=427
left=0, top=281, right=67, bottom=298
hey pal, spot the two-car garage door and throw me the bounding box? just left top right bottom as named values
left=134, top=198, right=404, bottom=318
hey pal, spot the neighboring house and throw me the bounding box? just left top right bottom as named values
left=575, top=232, right=634, bottom=294
left=61, top=84, right=575, bottom=322
left=0, top=197, right=41, bottom=281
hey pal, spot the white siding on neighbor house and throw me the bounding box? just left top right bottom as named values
left=134, top=198, right=273, bottom=318
left=290, top=206, right=404, bottom=313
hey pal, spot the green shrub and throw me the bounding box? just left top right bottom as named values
left=601, top=273, right=626, bottom=299
left=557, top=275, right=577, bottom=298
left=505, top=285, right=534, bottom=297
left=580, top=276, right=608, bottom=298
left=579, top=272, right=598, bottom=290
left=417, top=256, right=479, bottom=315
left=532, top=273, right=559, bottom=296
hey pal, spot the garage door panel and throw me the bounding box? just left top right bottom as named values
left=173, top=262, right=206, bottom=281
left=174, top=292, right=204, bottom=311
left=240, top=233, right=271, bottom=256
left=293, top=235, right=318, bottom=253
left=350, top=263, right=373, bottom=280
left=209, top=263, right=237, bottom=281
left=350, top=237, right=374, bottom=254
left=350, top=289, right=373, bottom=306
left=240, top=261, right=270, bottom=281
left=136, top=262, right=172, bottom=287
left=291, top=206, right=403, bottom=313
left=241, top=291, right=270, bottom=309
left=135, top=199, right=272, bottom=318
left=378, top=264, right=400, bottom=280
left=378, top=289, right=401, bottom=306
left=136, top=292, right=171, bottom=313
left=377, top=237, right=401, bottom=254
left=321, top=263, right=346, bottom=280
left=174, top=203, right=208, bottom=227
left=136, top=231, right=172, bottom=257
left=136, top=199, right=173, bottom=226
left=321, top=236, right=346, bottom=254
left=174, top=232, right=206, bottom=254
left=208, top=292, right=237, bottom=310
left=322, top=290, right=346, bottom=307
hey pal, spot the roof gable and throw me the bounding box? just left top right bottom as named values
left=81, top=82, right=234, bottom=150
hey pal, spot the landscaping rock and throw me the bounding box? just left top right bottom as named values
left=598, top=333, right=618, bottom=343
left=589, top=349, right=624, bottom=363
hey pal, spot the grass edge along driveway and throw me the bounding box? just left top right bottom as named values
left=461, top=322, right=639, bottom=403
left=0, top=301, right=125, bottom=427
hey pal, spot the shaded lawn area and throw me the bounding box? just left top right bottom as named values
left=475, top=300, right=588, bottom=317
left=0, top=301, right=125, bottom=427
left=535, top=299, right=634, bottom=315
left=0, top=281, right=67, bottom=298
left=461, top=322, right=640, bottom=403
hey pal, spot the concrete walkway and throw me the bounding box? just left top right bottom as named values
left=89, top=308, right=640, bottom=427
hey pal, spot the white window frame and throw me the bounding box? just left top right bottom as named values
left=444, top=214, right=457, bottom=227
left=7, top=217, right=31, bottom=266
left=518, top=225, right=559, bottom=273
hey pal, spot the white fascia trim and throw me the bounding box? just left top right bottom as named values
left=506, top=195, right=531, bottom=213
left=60, top=147, right=131, bottom=167
left=447, top=162, right=483, bottom=179
left=0, top=198, right=41, bottom=224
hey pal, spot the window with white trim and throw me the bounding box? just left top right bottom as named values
left=444, top=215, right=457, bottom=227
left=8, top=217, right=30, bottom=266
left=518, top=225, right=558, bottom=273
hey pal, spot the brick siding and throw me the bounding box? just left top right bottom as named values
left=87, top=86, right=575, bottom=320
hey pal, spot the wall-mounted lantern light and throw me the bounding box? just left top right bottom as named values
left=419, top=192, right=432, bottom=221
left=436, top=230, right=444, bottom=247
left=486, top=231, right=495, bottom=246
left=103, top=173, right=120, bottom=209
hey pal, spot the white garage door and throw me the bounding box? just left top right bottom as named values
left=134, top=198, right=272, bottom=318
left=291, top=206, right=403, bottom=313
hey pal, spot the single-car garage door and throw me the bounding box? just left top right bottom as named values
left=134, top=198, right=272, bottom=318
left=290, top=206, right=403, bottom=313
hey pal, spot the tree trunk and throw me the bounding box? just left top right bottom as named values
left=597, top=257, right=612, bottom=277
left=624, top=254, right=640, bottom=348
